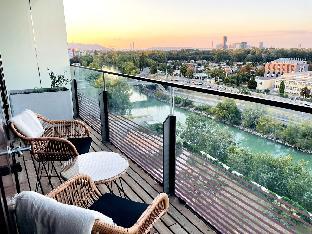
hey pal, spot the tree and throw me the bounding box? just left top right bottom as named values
left=240, top=64, right=252, bottom=74
left=296, top=122, right=312, bottom=150
left=185, top=67, right=194, bottom=78
left=213, top=99, right=241, bottom=125
left=247, top=77, right=257, bottom=90
left=79, top=54, right=93, bottom=67
left=227, top=146, right=312, bottom=212
left=180, top=64, right=188, bottom=77
left=147, top=123, right=163, bottom=135
left=89, top=55, right=102, bottom=69
left=281, top=124, right=299, bottom=146
left=181, top=114, right=235, bottom=161
left=150, top=63, right=158, bottom=74
left=94, top=77, right=132, bottom=115
left=279, top=81, right=285, bottom=96
left=139, top=53, right=148, bottom=71
left=256, top=116, right=284, bottom=137
left=121, top=61, right=139, bottom=75
left=255, top=66, right=265, bottom=76
left=241, top=107, right=265, bottom=129
left=300, top=86, right=311, bottom=98
left=208, top=68, right=226, bottom=82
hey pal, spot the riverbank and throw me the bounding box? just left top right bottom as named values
left=137, top=85, right=312, bottom=155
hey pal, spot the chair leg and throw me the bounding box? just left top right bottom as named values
left=22, top=154, right=32, bottom=191
left=118, top=178, right=128, bottom=199
left=110, top=178, right=127, bottom=198
left=42, top=162, right=54, bottom=190
left=51, top=161, right=63, bottom=184
left=31, top=156, right=44, bottom=194
left=35, top=162, right=46, bottom=193
left=106, top=182, right=113, bottom=193
left=116, top=178, right=128, bottom=199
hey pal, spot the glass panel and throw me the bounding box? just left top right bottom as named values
left=105, top=75, right=174, bottom=183
left=74, top=66, right=102, bottom=133
left=174, top=88, right=312, bottom=233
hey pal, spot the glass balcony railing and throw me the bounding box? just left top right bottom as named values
left=71, top=65, right=312, bottom=233
left=71, top=66, right=102, bottom=132
left=174, top=90, right=312, bottom=233
left=105, top=74, right=167, bottom=182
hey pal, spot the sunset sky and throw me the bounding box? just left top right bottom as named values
left=63, top=0, right=312, bottom=49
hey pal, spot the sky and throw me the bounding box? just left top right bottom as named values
left=63, top=0, right=312, bottom=49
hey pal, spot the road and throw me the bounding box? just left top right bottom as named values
left=136, top=74, right=311, bottom=123
left=146, top=74, right=312, bottom=106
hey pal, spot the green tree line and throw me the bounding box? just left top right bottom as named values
left=198, top=99, right=312, bottom=152
left=71, top=48, right=312, bottom=75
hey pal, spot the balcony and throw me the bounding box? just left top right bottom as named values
left=1, top=1, right=311, bottom=233
left=71, top=66, right=312, bottom=234
left=1, top=62, right=312, bottom=233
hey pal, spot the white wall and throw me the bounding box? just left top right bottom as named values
left=0, top=0, right=41, bottom=90
left=0, top=0, right=71, bottom=90
left=31, top=0, right=71, bottom=88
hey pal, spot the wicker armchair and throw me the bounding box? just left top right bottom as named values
left=47, top=175, right=169, bottom=234
left=10, top=113, right=90, bottom=192
left=10, top=114, right=90, bottom=162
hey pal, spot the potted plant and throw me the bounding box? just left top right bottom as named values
left=9, top=70, right=74, bottom=119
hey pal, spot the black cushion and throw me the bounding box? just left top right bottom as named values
left=67, top=137, right=92, bottom=155
left=89, top=193, right=149, bottom=228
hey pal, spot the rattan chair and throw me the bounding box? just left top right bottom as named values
left=47, top=174, right=169, bottom=234
left=10, top=113, right=90, bottom=192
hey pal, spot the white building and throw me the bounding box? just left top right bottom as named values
left=256, top=76, right=276, bottom=90
left=193, top=73, right=208, bottom=80
left=273, top=72, right=312, bottom=96
left=256, top=72, right=312, bottom=96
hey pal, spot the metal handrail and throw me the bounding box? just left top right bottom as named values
left=0, top=146, right=31, bottom=156
left=71, top=64, right=312, bottom=114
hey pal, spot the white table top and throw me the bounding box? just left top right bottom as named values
left=61, top=151, right=129, bottom=183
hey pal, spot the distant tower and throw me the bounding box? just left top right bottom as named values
left=223, top=36, right=228, bottom=49
left=259, top=42, right=264, bottom=49
left=212, top=40, right=214, bottom=49
left=240, top=42, right=248, bottom=49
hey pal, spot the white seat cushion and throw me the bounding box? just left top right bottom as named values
left=11, top=109, right=44, bottom=138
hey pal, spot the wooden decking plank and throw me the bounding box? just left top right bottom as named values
left=168, top=223, right=189, bottom=234
left=89, top=128, right=214, bottom=234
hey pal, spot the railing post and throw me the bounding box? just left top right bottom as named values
left=71, top=79, right=79, bottom=118
left=163, top=115, right=176, bottom=195
left=99, top=90, right=110, bottom=142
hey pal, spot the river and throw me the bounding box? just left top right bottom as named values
left=74, top=69, right=312, bottom=171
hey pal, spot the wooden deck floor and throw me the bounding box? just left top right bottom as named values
left=89, top=129, right=215, bottom=234
left=3, top=128, right=215, bottom=234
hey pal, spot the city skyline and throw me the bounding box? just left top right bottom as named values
left=63, top=0, right=312, bottom=49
